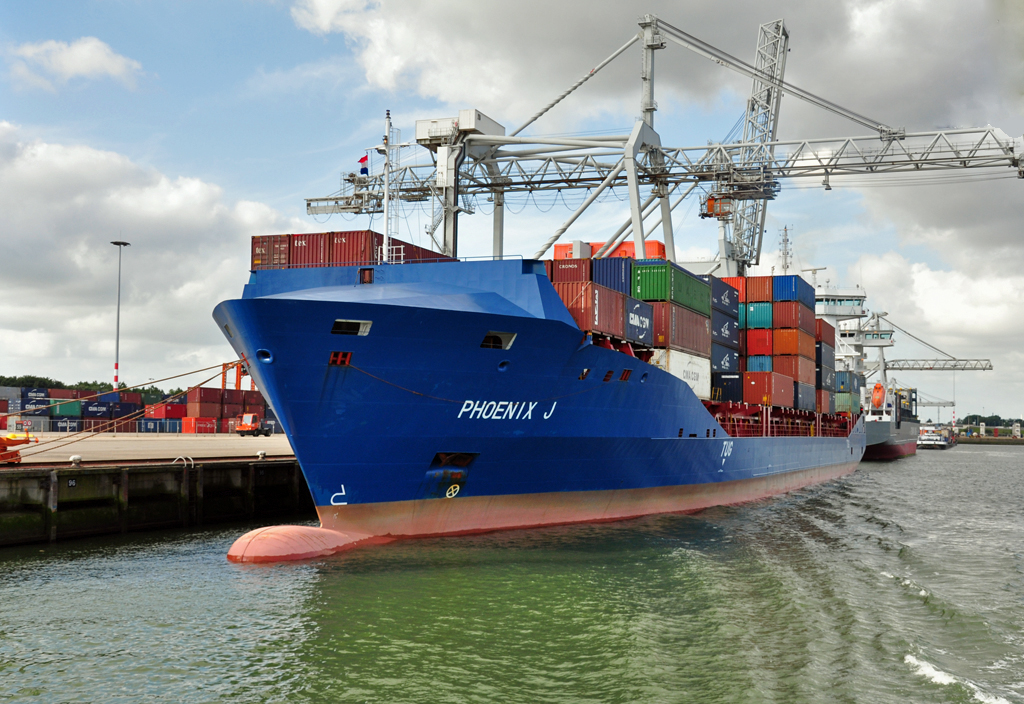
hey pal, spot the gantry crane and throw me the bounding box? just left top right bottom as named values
left=307, top=14, right=1023, bottom=274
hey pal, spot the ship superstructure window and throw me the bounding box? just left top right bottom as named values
left=332, top=319, right=372, bottom=336
left=480, top=331, right=517, bottom=350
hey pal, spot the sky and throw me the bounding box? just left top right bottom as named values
left=1, top=0, right=1022, bottom=419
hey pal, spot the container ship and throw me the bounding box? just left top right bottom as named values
left=216, top=232, right=865, bottom=563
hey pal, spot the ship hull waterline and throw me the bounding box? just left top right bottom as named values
left=228, top=459, right=861, bottom=563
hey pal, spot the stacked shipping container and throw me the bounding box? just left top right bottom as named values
left=251, top=231, right=454, bottom=270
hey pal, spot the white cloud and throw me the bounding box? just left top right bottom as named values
left=0, top=122, right=314, bottom=387
left=9, top=37, right=142, bottom=91
left=287, top=0, right=1021, bottom=136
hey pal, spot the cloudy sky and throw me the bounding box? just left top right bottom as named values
left=2, top=0, right=1022, bottom=419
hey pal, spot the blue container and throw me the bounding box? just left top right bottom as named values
left=112, top=402, right=141, bottom=419
left=712, top=372, right=743, bottom=403
left=624, top=296, right=654, bottom=346
left=744, top=302, right=773, bottom=329
left=592, top=257, right=632, bottom=295
left=794, top=382, right=817, bottom=411
left=835, top=371, right=862, bottom=394
left=22, top=387, right=48, bottom=400
left=817, top=365, right=836, bottom=392
left=747, top=355, right=773, bottom=372
left=710, top=343, right=740, bottom=373
left=772, top=275, right=816, bottom=310
left=265, top=406, right=277, bottom=422
left=82, top=401, right=112, bottom=418
left=710, top=309, right=740, bottom=349
left=23, top=398, right=51, bottom=416
left=99, top=392, right=120, bottom=402
left=816, top=341, right=836, bottom=369
left=54, top=418, right=82, bottom=432
left=700, top=275, right=740, bottom=317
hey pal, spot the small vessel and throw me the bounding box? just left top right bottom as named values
left=863, top=382, right=920, bottom=460
left=917, top=425, right=957, bottom=450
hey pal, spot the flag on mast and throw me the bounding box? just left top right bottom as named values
left=358, top=154, right=369, bottom=175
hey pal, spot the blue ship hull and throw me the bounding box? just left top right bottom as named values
left=214, top=259, right=865, bottom=561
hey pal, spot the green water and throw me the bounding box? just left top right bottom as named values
left=1, top=445, right=1021, bottom=702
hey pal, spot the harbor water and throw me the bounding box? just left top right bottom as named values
left=1, top=445, right=1021, bottom=703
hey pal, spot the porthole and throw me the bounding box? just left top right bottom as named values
left=640, top=373, right=648, bottom=383
left=256, top=349, right=273, bottom=364
left=498, top=360, right=511, bottom=372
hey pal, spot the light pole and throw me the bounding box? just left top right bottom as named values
left=111, top=241, right=130, bottom=393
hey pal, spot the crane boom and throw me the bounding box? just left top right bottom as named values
left=306, top=14, right=1023, bottom=272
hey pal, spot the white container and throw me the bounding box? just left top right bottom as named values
left=650, top=349, right=712, bottom=400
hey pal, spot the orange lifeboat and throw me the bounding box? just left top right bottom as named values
left=871, top=383, right=885, bottom=409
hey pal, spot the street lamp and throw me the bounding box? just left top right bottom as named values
left=111, top=241, right=131, bottom=392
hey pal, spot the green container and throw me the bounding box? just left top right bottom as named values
left=632, top=263, right=711, bottom=316
left=744, top=302, right=773, bottom=329
left=50, top=399, right=81, bottom=417
left=835, top=392, right=861, bottom=413
left=739, top=303, right=746, bottom=329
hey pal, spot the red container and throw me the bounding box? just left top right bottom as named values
left=187, top=402, right=222, bottom=419
left=773, top=302, right=816, bottom=335
left=113, top=419, right=135, bottom=433
left=745, top=329, right=773, bottom=356
left=721, top=277, right=746, bottom=303
left=48, top=389, right=75, bottom=399
left=0, top=399, right=7, bottom=413
left=187, top=387, right=222, bottom=404
left=743, top=371, right=795, bottom=408
left=243, top=404, right=264, bottom=417
left=816, top=389, right=834, bottom=414
left=183, top=417, right=217, bottom=434
left=745, top=276, right=773, bottom=302
left=772, top=355, right=816, bottom=386
left=0, top=417, right=6, bottom=431
left=553, top=282, right=625, bottom=338
left=739, top=329, right=747, bottom=356
left=739, top=356, right=746, bottom=373
left=773, top=329, right=816, bottom=359
left=290, top=232, right=330, bottom=267
left=145, top=404, right=187, bottom=419
left=328, top=230, right=377, bottom=264
left=242, top=390, right=264, bottom=406
left=222, top=389, right=244, bottom=405
left=120, top=391, right=142, bottom=405
left=816, top=319, right=836, bottom=347
left=221, top=418, right=238, bottom=434
left=251, top=234, right=290, bottom=270
left=223, top=403, right=243, bottom=419
left=650, top=302, right=711, bottom=356
left=551, top=258, right=593, bottom=283
left=544, top=260, right=553, bottom=279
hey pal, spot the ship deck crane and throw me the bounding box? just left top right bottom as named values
left=306, top=14, right=1023, bottom=273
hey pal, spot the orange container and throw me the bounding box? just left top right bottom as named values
left=721, top=277, right=746, bottom=303
left=745, top=276, right=773, bottom=302
left=773, top=329, right=815, bottom=359
left=187, top=402, right=222, bottom=419
left=772, top=355, right=816, bottom=386
left=183, top=417, right=217, bottom=434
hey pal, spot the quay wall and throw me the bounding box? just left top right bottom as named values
left=0, top=458, right=315, bottom=547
